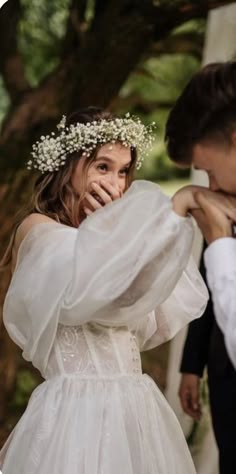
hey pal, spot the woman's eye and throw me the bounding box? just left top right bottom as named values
left=120, top=168, right=129, bottom=175
left=97, top=164, right=108, bottom=172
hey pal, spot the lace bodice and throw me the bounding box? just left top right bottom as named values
left=44, top=323, right=142, bottom=379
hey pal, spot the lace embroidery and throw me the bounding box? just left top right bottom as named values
left=46, top=323, right=142, bottom=377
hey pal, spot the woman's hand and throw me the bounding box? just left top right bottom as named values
left=83, top=179, right=122, bottom=216
left=192, top=193, right=233, bottom=244
left=172, top=185, right=203, bottom=217
left=195, top=189, right=236, bottom=222
left=172, top=185, right=236, bottom=221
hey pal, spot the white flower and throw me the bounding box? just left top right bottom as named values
left=27, top=115, right=156, bottom=173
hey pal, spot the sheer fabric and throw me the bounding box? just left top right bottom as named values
left=205, top=238, right=236, bottom=368
left=1, top=180, right=208, bottom=473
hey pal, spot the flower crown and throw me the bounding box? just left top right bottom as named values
left=27, top=113, right=156, bottom=173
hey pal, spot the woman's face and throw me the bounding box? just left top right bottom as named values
left=71, top=142, right=133, bottom=207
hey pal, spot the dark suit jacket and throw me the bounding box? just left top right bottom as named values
left=180, top=245, right=232, bottom=378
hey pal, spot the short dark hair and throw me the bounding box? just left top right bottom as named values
left=165, top=61, right=236, bottom=165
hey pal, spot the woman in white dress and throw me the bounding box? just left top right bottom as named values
left=0, top=107, right=208, bottom=474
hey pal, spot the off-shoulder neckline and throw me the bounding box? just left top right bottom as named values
left=13, top=221, right=72, bottom=274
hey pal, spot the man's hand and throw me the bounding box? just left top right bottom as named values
left=191, top=192, right=233, bottom=244
left=179, top=373, right=202, bottom=421
left=199, top=189, right=236, bottom=222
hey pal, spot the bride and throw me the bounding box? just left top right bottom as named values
left=0, top=106, right=209, bottom=473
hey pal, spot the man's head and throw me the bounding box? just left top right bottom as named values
left=165, top=62, right=236, bottom=193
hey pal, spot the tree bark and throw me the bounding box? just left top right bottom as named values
left=0, top=0, right=31, bottom=101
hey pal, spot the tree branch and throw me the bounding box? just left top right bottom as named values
left=62, top=0, right=89, bottom=58
left=149, top=32, right=204, bottom=60
left=94, top=0, right=110, bottom=21
left=0, top=0, right=32, bottom=102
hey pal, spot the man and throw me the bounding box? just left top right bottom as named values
left=166, top=61, right=236, bottom=369
left=165, top=61, right=236, bottom=474
left=179, top=244, right=235, bottom=474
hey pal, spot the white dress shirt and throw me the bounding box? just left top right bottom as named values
left=204, top=238, right=236, bottom=368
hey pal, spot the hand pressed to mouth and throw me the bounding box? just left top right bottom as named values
left=91, top=191, right=105, bottom=206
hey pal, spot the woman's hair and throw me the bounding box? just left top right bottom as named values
left=0, top=106, right=137, bottom=271
left=165, top=61, right=236, bottom=165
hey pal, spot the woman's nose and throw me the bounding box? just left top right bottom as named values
left=104, top=174, right=120, bottom=191
left=209, top=176, right=220, bottom=192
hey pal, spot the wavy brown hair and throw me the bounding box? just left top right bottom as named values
left=0, top=106, right=137, bottom=272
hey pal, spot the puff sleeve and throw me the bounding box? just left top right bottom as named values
left=3, top=180, right=208, bottom=372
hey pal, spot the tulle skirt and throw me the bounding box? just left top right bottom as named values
left=0, top=374, right=196, bottom=474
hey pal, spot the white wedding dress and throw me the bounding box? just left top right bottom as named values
left=0, top=180, right=208, bottom=474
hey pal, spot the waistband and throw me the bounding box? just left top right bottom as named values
left=44, top=372, right=143, bottom=382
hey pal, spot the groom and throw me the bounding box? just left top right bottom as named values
left=165, top=60, right=236, bottom=369
left=165, top=61, right=236, bottom=474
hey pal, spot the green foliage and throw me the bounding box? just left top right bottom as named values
left=121, top=53, right=200, bottom=105
left=0, top=77, right=10, bottom=126
left=119, top=51, right=200, bottom=181
left=10, top=369, right=39, bottom=410
left=18, top=0, right=97, bottom=86
left=84, top=0, right=96, bottom=24
left=19, top=0, right=70, bottom=85
left=173, top=18, right=206, bottom=36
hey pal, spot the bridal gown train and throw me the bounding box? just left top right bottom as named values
left=0, top=180, right=208, bottom=474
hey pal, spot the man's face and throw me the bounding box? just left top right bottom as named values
left=192, top=139, right=236, bottom=194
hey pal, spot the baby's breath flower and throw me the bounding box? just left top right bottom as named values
left=27, top=115, right=156, bottom=173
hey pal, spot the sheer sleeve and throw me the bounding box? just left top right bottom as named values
left=204, top=238, right=236, bottom=368
left=132, top=256, right=209, bottom=352
left=3, top=180, right=207, bottom=372
left=60, top=181, right=196, bottom=325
